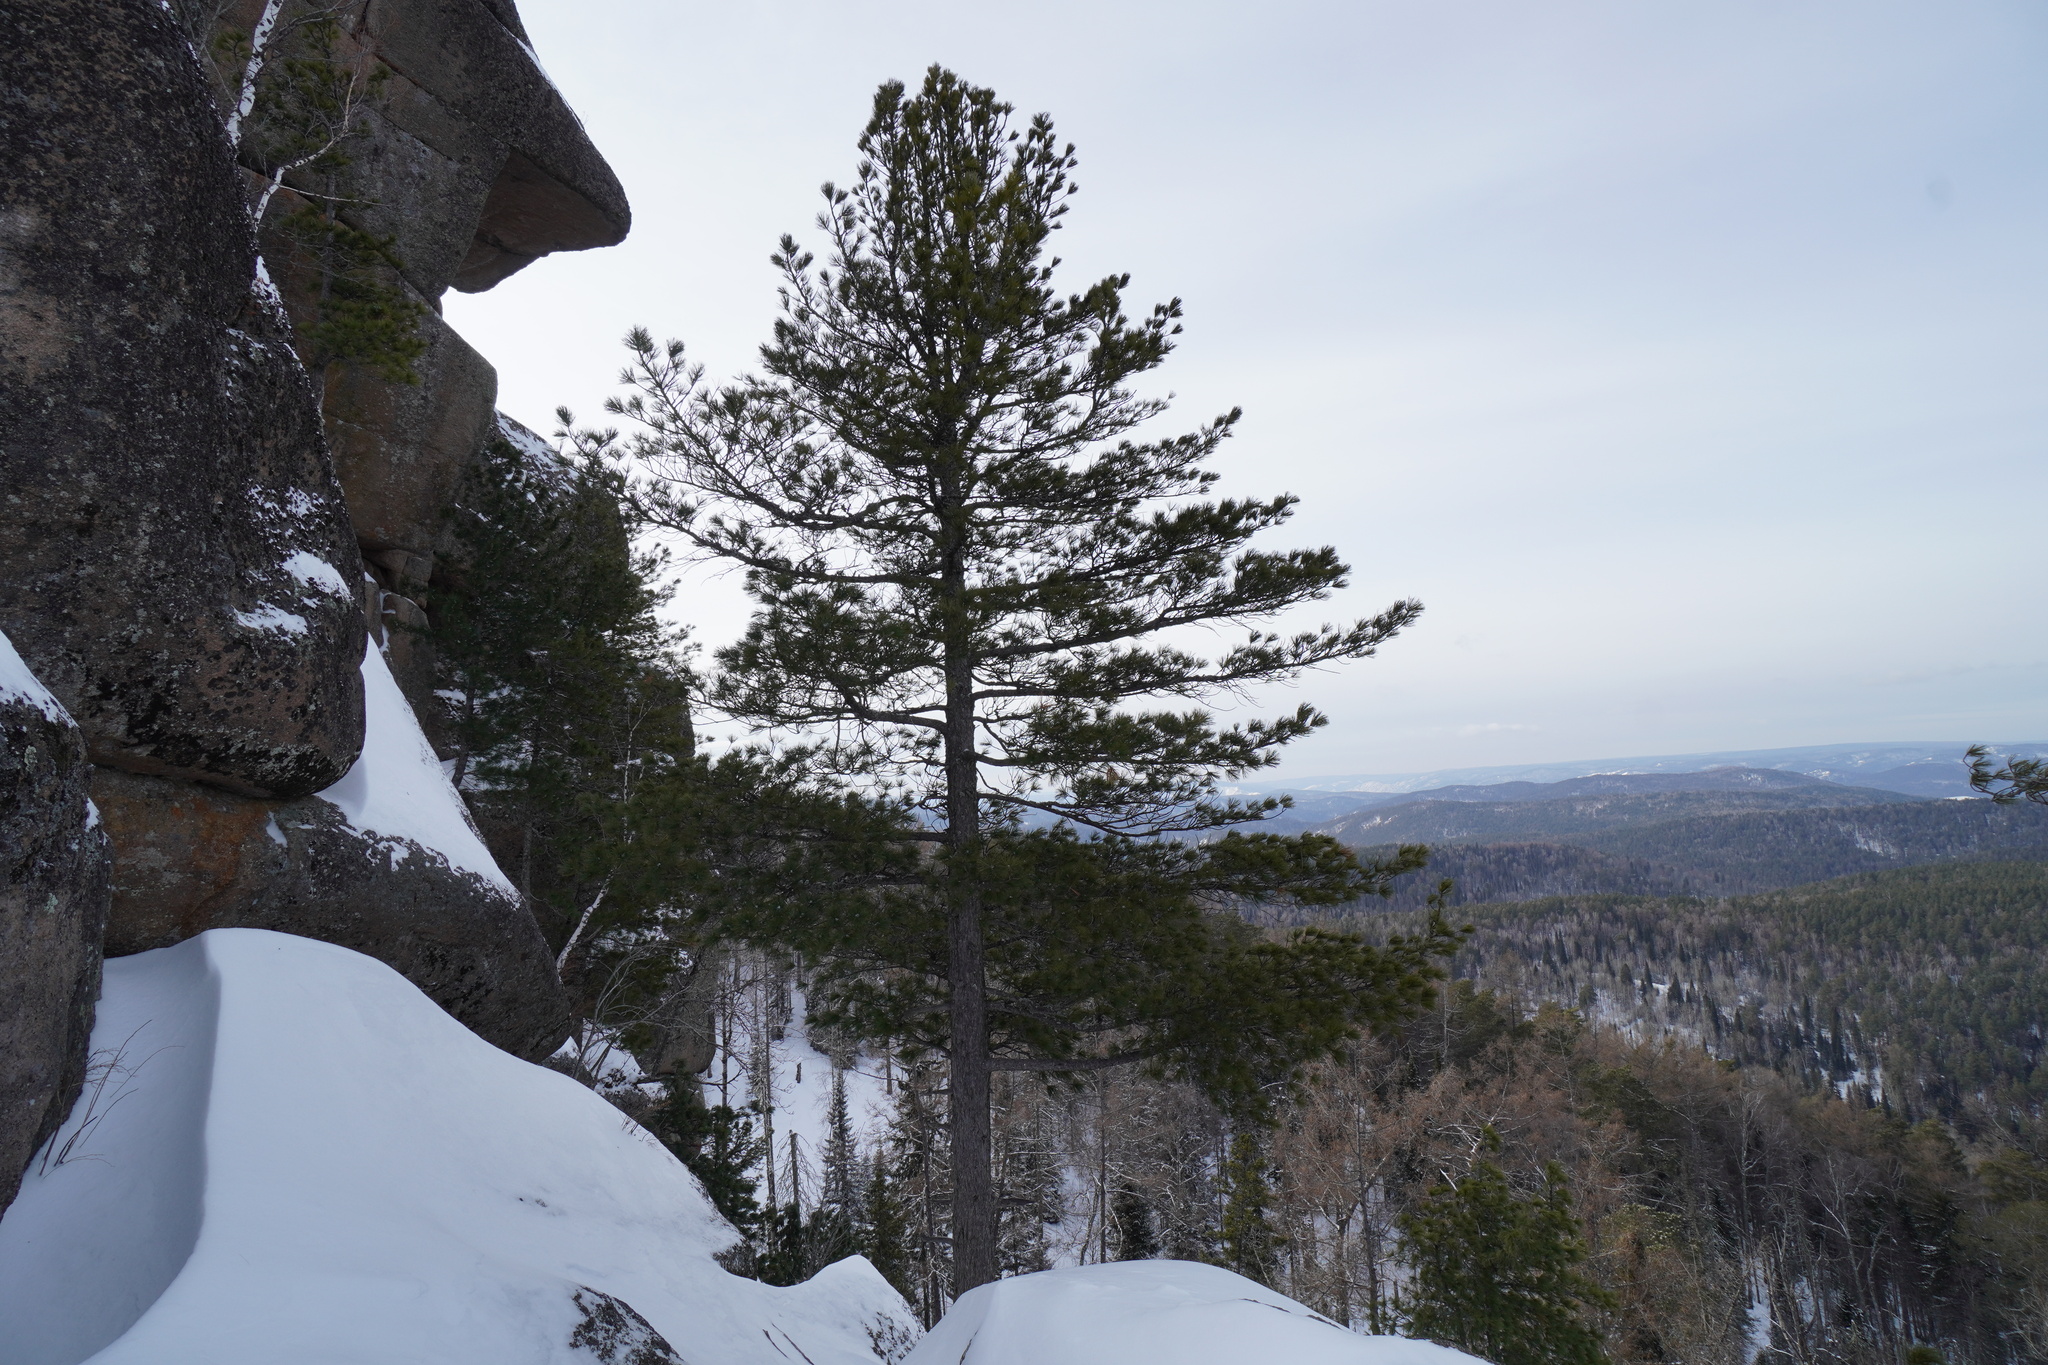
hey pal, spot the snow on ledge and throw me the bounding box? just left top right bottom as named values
left=316, top=642, right=516, bottom=897
left=231, top=603, right=308, bottom=635
left=0, top=626, right=70, bottom=725
left=280, top=549, right=352, bottom=599
left=496, top=410, right=563, bottom=469
left=0, top=930, right=918, bottom=1365
left=904, top=1260, right=1491, bottom=1365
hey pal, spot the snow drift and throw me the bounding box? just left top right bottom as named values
left=0, top=929, right=918, bottom=1365
left=317, top=641, right=515, bottom=897
left=902, top=1260, right=1491, bottom=1365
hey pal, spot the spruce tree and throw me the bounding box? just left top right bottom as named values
left=821, top=1067, right=858, bottom=1213
left=656, top=1083, right=765, bottom=1249
left=1398, top=1138, right=1614, bottom=1365
left=802, top=1068, right=863, bottom=1273
left=433, top=429, right=688, bottom=959
left=1219, top=1131, right=1285, bottom=1287
left=434, top=430, right=909, bottom=1027
left=758, top=1200, right=807, bottom=1287
left=598, top=66, right=1454, bottom=1293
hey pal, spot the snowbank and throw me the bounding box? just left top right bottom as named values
left=0, top=930, right=919, bottom=1365
left=904, top=1260, right=1489, bottom=1365
left=317, top=642, right=515, bottom=896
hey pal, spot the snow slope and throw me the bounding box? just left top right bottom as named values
left=317, top=642, right=515, bottom=896
left=0, top=626, right=67, bottom=723
left=904, top=1261, right=1489, bottom=1365
left=0, top=930, right=919, bottom=1365
left=706, top=979, right=896, bottom=1198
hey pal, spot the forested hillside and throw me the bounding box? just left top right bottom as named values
left=1583, top=803, right=2048, bottom=893
left=1367, top=860, right=2048, bottom=1124
left=1318, top=786, right=1923, bottom=848
left=1252, top=765, right=1923, bottom=834
left=1340, top=800, right=2048, bottom=906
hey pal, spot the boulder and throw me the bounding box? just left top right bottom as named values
left=0, top=0, right=625, bottom=1111
left=0, top=0, right=366, bottom=800
left=638, top=946, right=725, bottom=1081
left=358, top=0, right=631, bottom=294
left=0, top=631, right=109, bottom=1214
left=211, top=0, right=630, bottom=305
left=233, top=0, right=633, bottom=582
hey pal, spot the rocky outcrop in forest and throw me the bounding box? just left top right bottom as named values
left=0, top=0, right=629, bottom=1208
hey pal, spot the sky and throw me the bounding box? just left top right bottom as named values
left=446, top=0, right=2048, bottom=778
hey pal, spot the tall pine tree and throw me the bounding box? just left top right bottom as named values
left=597, top=66, right=1455, bottom=1293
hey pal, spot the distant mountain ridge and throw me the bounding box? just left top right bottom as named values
left=1243, top=764, right=1929, bottom=835
left=1314, top=776, right=1921, bottom=847
left=1243, top=739, right=2048, bottom=803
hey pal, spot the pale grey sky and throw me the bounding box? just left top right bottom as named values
left=448, top=0, right=2048, bottom=776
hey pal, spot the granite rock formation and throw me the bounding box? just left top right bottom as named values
left=0, top=0, right=631, bottom=1201
left=93, top=767, right=565, bottom=1060
left=240, top=0, right=631, bottom=589
left=0, top=0, right=367, bottom=801
left=0, top=634, right=110, bottom=1214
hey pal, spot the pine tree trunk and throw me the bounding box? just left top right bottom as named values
left=939, top=465, right=998, bottom=1296
left=948, top=879, right=993, bottom=1292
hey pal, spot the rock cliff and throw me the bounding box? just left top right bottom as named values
left=0, top=633, right=108, bottom=1217
left=0, top=0, right=630, bottom=1207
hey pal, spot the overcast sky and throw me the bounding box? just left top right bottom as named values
left=447, top=0, right=2047, bottom=778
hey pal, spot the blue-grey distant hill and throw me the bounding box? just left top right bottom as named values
left=1311, top=774, right=1921, bottom=847
left=1213, top=753, right=2048, bottom=910
left=1241, top=739, right=2048, bottom=809
left=1245, top=763, right=1925, bottom=833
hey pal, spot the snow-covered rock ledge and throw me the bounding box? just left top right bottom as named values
left=904, top=1260, right=1492, bottom=1365
left=0, top=930, right=916, bottom=1365
left=92, top=639, right=569, bottom=1060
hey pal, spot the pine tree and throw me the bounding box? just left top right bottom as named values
left=1111, top=1180, right=1160, bottom=1262
left=862, top=1158, right=914, bottom=1303
left=1219, top=1131, right=1285, bottom=1287
left=1967, top=745, right=2048, bottom=804
left=598, top=65, right=1456, bottom=1295
left=656, top=1083, right=765, bottom=1250
left=1398, top=1138, right=1615, bottom=1365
